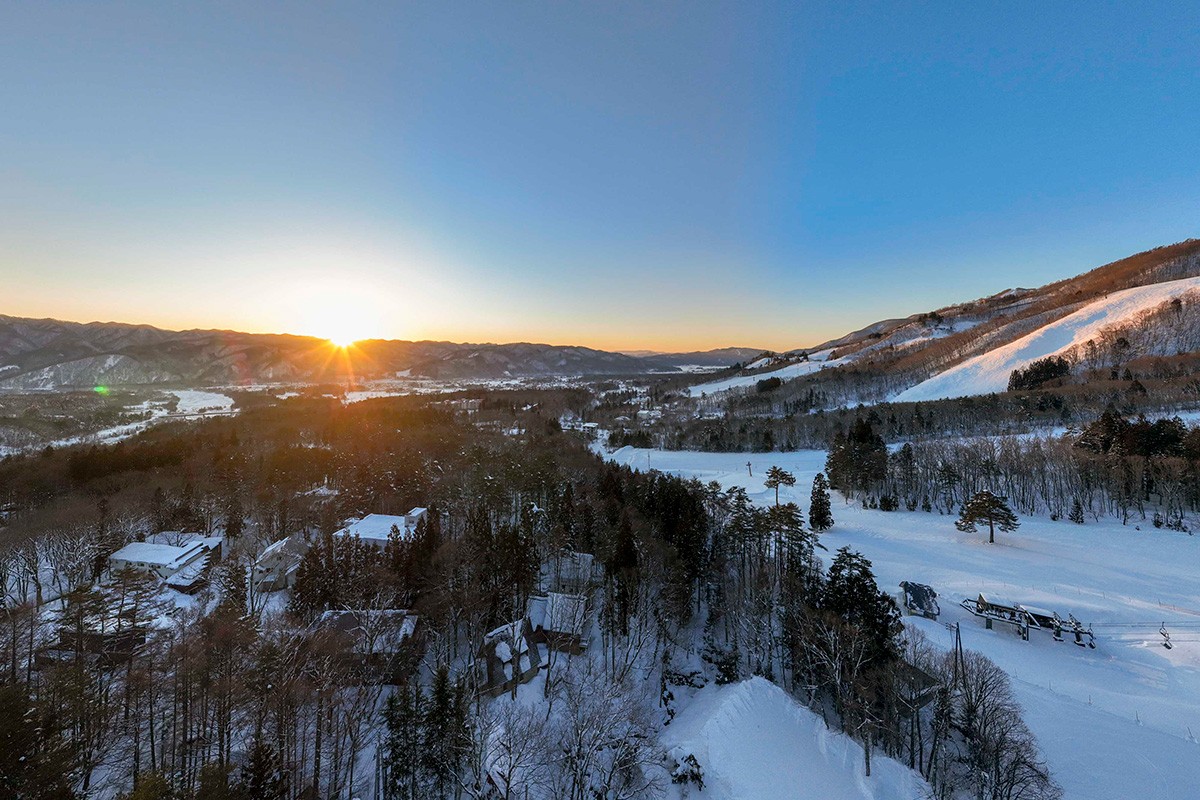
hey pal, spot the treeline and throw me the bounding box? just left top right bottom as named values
left=646, top=369, right=1200, bottom=452
left=1008, top=356, right=1070, bottom=391
left=825, top=410, right=1200, bottom=528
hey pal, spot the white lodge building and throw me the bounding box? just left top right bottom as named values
left=109, top=541, right=212, bottom=579
left=333, top=508, right=428, bottom=547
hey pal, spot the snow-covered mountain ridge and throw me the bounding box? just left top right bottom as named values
left=0, top=315, right=759, bottom=388
left=895, top=275, right=1200, bottom=402
left=693, top=238, right=1200, bottom=404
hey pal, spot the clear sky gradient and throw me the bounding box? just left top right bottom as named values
left=2, top=2, right=1198, bottom=351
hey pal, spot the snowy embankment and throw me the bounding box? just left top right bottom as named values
left=604, top=445, right=1200, bottom=800
left=685, top=350, right=841, bottom=397
left=664, top=677, right=927, bottom=800
left=894, top=276, right=1200, bottom=402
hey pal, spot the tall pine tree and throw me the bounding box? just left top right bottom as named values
left=382, top=681, right=424, bottom=800
left=809, top=472, right=834, bottom=532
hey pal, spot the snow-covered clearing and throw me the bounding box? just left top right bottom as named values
left=685, top=353, right=845, bottom=398
left=170, top=389, right=234, bottom=414
left=343, top=389, right=410, bottom=403
left=664, top=677, right=927, bottom=800
left=895, top=276, right=1200, bottom=402
left=604, top=445, right=1200, bottom=800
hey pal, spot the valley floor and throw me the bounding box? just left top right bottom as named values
left=604, top=445, right=1200, bottom=800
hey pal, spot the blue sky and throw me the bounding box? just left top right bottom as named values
left=1, top=2, right=1197, bottom=350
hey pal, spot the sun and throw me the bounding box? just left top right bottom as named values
left=327, top=332, right=359, bottom=348
left=287, top=278, right=393, bottom=346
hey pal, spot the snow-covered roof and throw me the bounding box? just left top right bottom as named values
left=979, top=593, right=1020, bottom=610
left=335, top=509, right=428, bottom=543
left=110, top=541, right=206, bottom=569
left=256, top=533, right=309, bottom=565
left=336, top=513, right=412, bottom=542
left=318, top=609, right=418, bottom=653
left=484, top=619, right=531, bottom=659
left=528, top=592, right=588, bottom=636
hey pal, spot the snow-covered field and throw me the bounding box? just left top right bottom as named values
left=604, top=446, right=1200, bottom=800
left=895, top=276, right=1200, bottom=402
left=170, top=389, right=234, bottom=414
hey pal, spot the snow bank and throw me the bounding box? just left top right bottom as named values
left=894, top=276, right=1200, bottom=402
left=664, top=677, right=927, bottom=800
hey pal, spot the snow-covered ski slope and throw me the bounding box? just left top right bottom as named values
left=895, top=276, right=1200, bottom=402
left=664, top=677, right=927, bottom=799
left=605, top=446, right=1200, bottom=800
left=685, top=350, right=841, bottom=397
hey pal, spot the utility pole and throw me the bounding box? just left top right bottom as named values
left=951, top=623, right=965, bottom=692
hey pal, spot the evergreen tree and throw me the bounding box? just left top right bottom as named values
left=826, top=419, right=887, bottom=497
left=764, top=466, right=796, bottom=506
left=382, top=681, right=425, bottom=800
left=238, top=737, right=285, bottom=800
left=422, top=666, right=461, bottom=797
left=223, top=493, right=244, bottom=538
left=822, top=547, right=901, bottom=667
left=0, top=684, right=78, bottom=800
left=215, top=556, right=248, bottom=614
left=955, top=490, right=1020, bottom=544
left=120, top=773, right=172, bottom=800
left=809, top=472, right=834, bottom=532
left=1068, top=498, right=1086, bottom=525
left=196, top=763, right=242, bottom=800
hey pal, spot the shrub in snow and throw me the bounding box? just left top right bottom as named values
left=671, top=753, right=705, bottom=790
left=702, top=637, right=740, bottom=685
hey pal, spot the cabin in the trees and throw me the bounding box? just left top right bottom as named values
left=895, top=659, right=941, bottom=710
left=253, top=533, right=311, bottom=592
left=540, top=549, right=602, bottom=594
left=477, top=618, right=541, bottom=697
left=333, top=509, right=428, bottom=548
left=527, top=592, right=590, bottom=654
left=39, top=625, right=147, bottom=668
left=317, top=609, right=421, bottom=684
left=108, top=539, right=217, bottom=580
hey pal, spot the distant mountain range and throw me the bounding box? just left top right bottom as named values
left=13, top=239, right=1198, bottom=395
left=0, top=316, right=764, bottom=388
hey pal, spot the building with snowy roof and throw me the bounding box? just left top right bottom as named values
left=109, top=540, right=213, bottom=580
left=527, top=592, right=590, bottom=654
left=477, top=618, right=541, bottom=697
left=333, top=509, right=428, bottom=547
left=317, top=609, right=421, bottom=684
left=253, top=533, right=312, bottom=592
left=540, top=550, right=602, bottom=594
